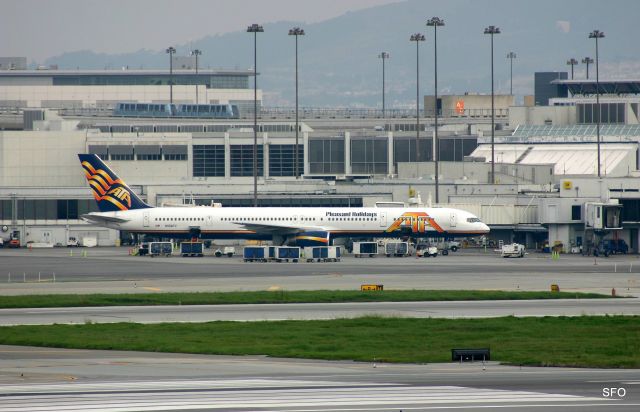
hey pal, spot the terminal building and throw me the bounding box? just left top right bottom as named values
left=0, top=68, right=260, bottom=115
left=2, top=63, right=640, bottom=254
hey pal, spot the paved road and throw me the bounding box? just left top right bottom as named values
left=2, top=247, right=640, bottom=296
left=0, top=346, right=638, bottom=411
left=1, top=299, right=638, bottom=325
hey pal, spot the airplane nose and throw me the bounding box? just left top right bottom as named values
left=481, top=223, right=490, bottom=233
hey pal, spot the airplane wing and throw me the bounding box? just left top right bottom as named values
left=81, top=213, right=130, bottom=224
left=232, top=221, right=328, bottom=235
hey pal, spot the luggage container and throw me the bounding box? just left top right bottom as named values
left=304, top=246, right=341, bottom=262
left=353, top=242, right=378, bottom=257
left=149, top=241, right=173, bottom=257
left=243, top=246, right=268, bottom=262
left=180, top=241, right=204, bottom=257
left=385, top=241, right=409, bottom=257
left=274, top=246, right=300, bottom=262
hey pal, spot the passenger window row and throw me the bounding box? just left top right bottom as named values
left=156, top=217, right=205, bottom=222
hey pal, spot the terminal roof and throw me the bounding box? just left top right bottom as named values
left=0, top=69, right=254, bottom=77
left=551, top=79, right=640, bottom=95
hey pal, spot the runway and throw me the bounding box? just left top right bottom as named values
left=0, top=299, right=638, bottom=325
left=1, top=249, right=639, bottom=411
left=0, top=346, right=638, bottom=411
left=2, top=247, right=640, bottom=296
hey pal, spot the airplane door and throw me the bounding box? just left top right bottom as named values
left=143, top=211, right=150, bottom=227
left=380, top=212, right=387, bottom=227
left=449, top=212, right=457, bottom=228
left=206, top=215, right=213, bottom=226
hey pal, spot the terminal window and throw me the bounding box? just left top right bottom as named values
left=393, top=138, right=432, bottom=165
left=110, top=154, right=134, bottom=161
left=230, top=145, right=264, bottom=177
left=351, top=139, right=388, bottom=174
left=578, top=103, right=625, bottom=124
left=11, top=199, right=97, bottom=220
left=193, top=145, right=225, bottom=177
left=164, top=153, right=187, bottom=161
left=309, top=139, right=344, bottom=174
left=269, top=144, right=303, bottom=177
left=136, top=154, right=162, bottom=161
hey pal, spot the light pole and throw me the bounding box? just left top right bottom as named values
left=165, top=46, right=176, bottom=105
left=566, top=58, right=578, bottom=80
left=582, top=57, right=594, bottom=79
left=589, top=30, right=605, bottom=178
left=427, top=17, right=444, bottom=204
left=289, top=27, right=305, bottom=179
left=247, top=24, right=264, bottom=206
left=378, top=52, right=389, bottom=118
left=410, top=33, right=425, bottom=176
left=484, top=25, right=500, bottom=185
left=506, top=51, right=516, bottom=95
left=191, top=49, right=202, bottom=104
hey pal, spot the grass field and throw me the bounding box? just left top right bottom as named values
left=0, top=290, right=613, bottom=309
left=1, top=316, right=638, bottom=368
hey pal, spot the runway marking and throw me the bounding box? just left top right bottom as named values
left=142, top=287, right=162, bottom=292
left=274, top=405, right=639, bottom=411
left=0, top=381, right=612, bottom=412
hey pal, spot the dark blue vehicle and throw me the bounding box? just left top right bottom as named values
left=601, top=239, right=629, bottom=255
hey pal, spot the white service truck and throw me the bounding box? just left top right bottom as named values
left=501, top=243, right=525, bottom=258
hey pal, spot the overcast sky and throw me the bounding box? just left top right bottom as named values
left=1, top=0, right=400, bottom=62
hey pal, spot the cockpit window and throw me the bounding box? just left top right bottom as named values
left=467, top=217, right=481, bottom=223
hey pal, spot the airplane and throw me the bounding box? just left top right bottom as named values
left=78, top=154, right=490, bottom=246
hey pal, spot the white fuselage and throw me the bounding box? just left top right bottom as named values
left=84, top=206, right=489, bottom=241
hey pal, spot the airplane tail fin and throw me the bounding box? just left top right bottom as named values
left=78, top=154, right=151, bottom=212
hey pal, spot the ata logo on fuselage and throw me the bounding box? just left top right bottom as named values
left=385, top=212, right=443, bottom=233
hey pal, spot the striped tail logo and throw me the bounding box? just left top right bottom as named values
left=81, top=160, right=132, bottom=211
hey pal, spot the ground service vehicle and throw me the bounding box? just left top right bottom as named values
left=445, top=241, right=461, bottom=251
left=274, top=246, right=300, bottom=262
left=149, top=241, right=173, bottom=257
left=385, top=241, right=410, bottom=257
left=215, top=246, right=236, bottom=257
left=353, top=242, right=378, bottom=257
left=243, top=246, right=268, bottom=262
left=138, top=243, right=149, bottom=256
left=416, top=244, right=439, bottom=257
left=601, top=239, right=628, bottom=255
left=304, top=246, right=341, bottom=262
left=501, top=243, right=525, bottom=258
left=180, top=241, right=204, bottom=257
